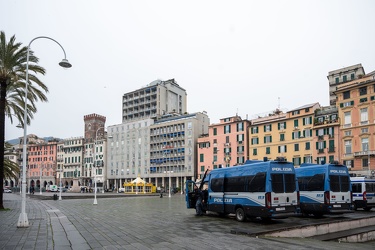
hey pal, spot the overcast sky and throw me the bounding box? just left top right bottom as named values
left=2, top=0, right=375, bottom=141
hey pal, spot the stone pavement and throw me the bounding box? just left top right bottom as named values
left=0, top=192, right=373, bottom=250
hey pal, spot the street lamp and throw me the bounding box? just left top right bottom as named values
left=59, top=165, right=63, bottom=201
left=17, top=36, right=72, bottom=228
left=39, top=163, right=44, bottom=195
left=168, top=169, right=173, bottom=198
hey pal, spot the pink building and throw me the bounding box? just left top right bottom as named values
left=197, top=115, right=250, bottom=180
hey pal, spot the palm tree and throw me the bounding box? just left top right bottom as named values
left=0, top=31, right=48, bottom=209
left=3, top=142, right=20, bottom=181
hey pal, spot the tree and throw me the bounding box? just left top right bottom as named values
left=3, top=142, right=20, bottom=181
left=0, top=31, right=48, bottom=209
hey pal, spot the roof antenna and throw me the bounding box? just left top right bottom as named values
left=278, top=97, right=280, bottom=109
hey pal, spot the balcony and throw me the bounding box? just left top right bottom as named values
left=318, top=135, right=324, bottom=141
left=353, top=150, right=375, bottom=157
left=328, top=147, right=335, bottom=153
left=318, top=149, right=324, bottom=154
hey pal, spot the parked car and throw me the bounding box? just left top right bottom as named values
left=57, top=187, right=68, bottom=192
left=3, top=188, right=12, bottom=193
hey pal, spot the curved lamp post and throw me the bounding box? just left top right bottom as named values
left=17, top=36, right=72, bottom=228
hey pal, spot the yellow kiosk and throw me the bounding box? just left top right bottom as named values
left=123, top=176, right=156, bottom=194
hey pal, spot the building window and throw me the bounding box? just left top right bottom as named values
left=303, top=117, right=312, bottom=125
left=335, top=77, right=339, bottom=83
left=344, top=130, right=352, bottom=136
left=345, top=140, right=352, bottom=154
left=224, top=125, right=231, bottom=134
left=200, top=154, right=204, bottom=162
left=351, top=73, right=355, bottom=80
left=264, top=135, right=272, bottom=143
left=251, top=137, right=259, bottom=145
left=362, top=158, right=369, bottom=168
left=294, top=119, right=299, bottom=127
left=280, top=134, right=285, bottom=141
left=293, top=157, right=301, bottom=166
left=266, top=147, right=270, bottom=154
left=362, top=138, right=369, bottom=152
left=213, top=128, right=217, bottom=136
left=252, top=148, right=257, bottom=156
left=294, top=144, right=299, bottom=151
left=344, top=112, right=351, bottom=127
left=361, top=128, right=369, bottom=134
left=237, top=122, right=244, bottom=132
left=360, top=108, right=368, bottom=125
left=264, top=124, right=272, bottom=132
left=200, top=166, right=205, bottom=172
left=305, top=142, right=310, bottom=150
left=343, top=75, right=347, bottom=82
left=251, top=126, right=259, bottom=134
left=278, top=122, right=286, bottom=130
left=278, top=145, right=287, bottom=153
left=359, top=86, right=367, bottom=96
left=292, top=110, right=300, bottom=115
left=343, top=91, right=350, bottom=99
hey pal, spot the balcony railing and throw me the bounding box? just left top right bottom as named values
left=353, top=150, right=375, bottom=157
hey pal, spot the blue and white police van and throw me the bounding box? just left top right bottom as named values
left=185, top=157, right=300, bottom=222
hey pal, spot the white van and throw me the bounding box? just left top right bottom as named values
left=351, top=176, right=375, bottom=211
left=48, top=185, right=58, bottom=192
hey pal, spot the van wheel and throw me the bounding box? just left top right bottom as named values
left=364, top=207, right=372, bottom=211
left=235, top=207, right=246, bottom=222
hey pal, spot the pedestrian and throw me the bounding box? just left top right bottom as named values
left=194, top=185, right=204, bottom=216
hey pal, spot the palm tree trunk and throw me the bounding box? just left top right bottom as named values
left=0, top=79, right=6, bottom=209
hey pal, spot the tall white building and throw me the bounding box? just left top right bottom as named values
left=122, top=79, right=187, bottom=122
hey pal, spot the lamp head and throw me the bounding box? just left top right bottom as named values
left=59, top=59, right=72, bottom=68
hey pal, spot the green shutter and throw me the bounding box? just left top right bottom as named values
left=316, top=142, right=319, bottom=149
left=278, top=123, right=280, bottom=130
left=303, top=118, right=305, bottom=125
left=270, top=136, right=272, bottom=143
left=284, top=122, right=287, bottom=129
left=292, top=133, right=294, bottom=140
left=270, top=125, right=272, bottom=131
left=278, top=146, right=280, bottom=153
left=264, top=125, right=266, bottom=132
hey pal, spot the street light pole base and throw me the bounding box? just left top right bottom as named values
left=17, top=213, right=29, bottom=228
left=58, top=196, right=62, bottom=201
left=93, top=198, right=98, bottom=205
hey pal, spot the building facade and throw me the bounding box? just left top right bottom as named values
left=197, top=115, right=250, bottom=180
left=336, top=70, right=375, bottom=175
left=250, top=104, right=320, bottom=166
left=328, top=64, right=365, bottom=105
left=122, top=79, right=187, bottom=123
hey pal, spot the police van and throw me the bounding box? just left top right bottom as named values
left=351, top=176, right=375, bottom=211
left=296, top=162, right=353, bottom=217
left=185, top=157, right=300, bottom=222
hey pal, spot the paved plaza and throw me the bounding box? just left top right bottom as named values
left=0, top=193, right=373, bottom=249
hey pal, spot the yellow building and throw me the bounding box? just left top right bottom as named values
left=250, top=103, right=320, bottom=166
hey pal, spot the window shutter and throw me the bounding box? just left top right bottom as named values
left=264, top=125, right=266, bottom=132
left=316, top=142, right=319, bottom=149
left=284, top=122, right=286, bottom=129
left=309, top=117, right=312, bottom=124
left=316, top=130, right=318, bottom=136
left=278, top=123, right=280, bottom=130
left=324, top=141, right=326, bottom=148
left=285, top=145, right=287, bottom=152
left=303, top=118, right=305, bottom=125
left=351, top=101, right=354, bottom=105
left=278, top=146, right=280, bottom=153
left=270, top=125, right=272, bottom=131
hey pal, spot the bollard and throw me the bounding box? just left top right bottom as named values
left=53, top=194, right=58, bottom=200
left=160, top=193, right=163, bottom=198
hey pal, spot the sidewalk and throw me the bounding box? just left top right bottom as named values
left=1, top=193, right=374, bottom=250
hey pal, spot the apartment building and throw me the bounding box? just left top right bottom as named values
left=59, top=137, right=84, bottom=188
left=335, top=70, right=375, bottom=175
left=328, top=64, right=365, bottom=105
left=106, top=118, right=154, bottom=191
left=197, top=115, right=250, bottom=179
left=27, top=140, right=58, bottom=191
left=149, top=112, right=209, bottom=189
left=312, top=106, right=340, bottom=164
left=122, top=79, right=187, bottom=122
left=250, top=104, right=320, bottom=166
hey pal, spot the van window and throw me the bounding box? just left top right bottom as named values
left=224, top=176, right=246, bottom=192
left=352, top=183, right=362, bottom=193
left=211, top=178, right=223, bottom=192
left=330, top=175, right=350, bottom=192
left=248, top=172, right=266, bottom=192
left=366, top=183, right=375, bottom=192
left=271, top=173, right=296, bottom=193
left=298, top=174, right=325, bottom=191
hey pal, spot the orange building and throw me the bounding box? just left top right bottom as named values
left=197, top=115, right=250, bottom=180
left=335, top=70, right=375, bottom=175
